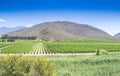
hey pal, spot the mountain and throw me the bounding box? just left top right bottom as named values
left=8, top=21, right=114, bottom=40
left=0, top=26, right=25, bottom=35
left=114, top=33, right=120, bottom=39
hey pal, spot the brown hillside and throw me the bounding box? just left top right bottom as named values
left=8, top=21, right=114, bottom=40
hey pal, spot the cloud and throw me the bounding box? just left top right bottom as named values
left=26, top=24, right=33, bottom=27
left=0, top=18, right=5, bottom=23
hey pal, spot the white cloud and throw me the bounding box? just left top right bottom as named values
left=26, top=24, right=33, bottom=27
left=0, top=18, right=5, bottom=23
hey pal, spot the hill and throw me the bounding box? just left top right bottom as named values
left=8, top=21, right=114, bottom=40
left=0, top=26, right=25, bottom=35
left=114, top=33, right=120, bottom=39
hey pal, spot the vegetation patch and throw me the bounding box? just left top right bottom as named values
left=0, top=39, right=120, bottom=54
left=45, top=52, right=120, bottom=76
left=0, top=55, right=56, bottom=76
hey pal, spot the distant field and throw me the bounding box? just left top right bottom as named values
left=45, top=39, right=120, bottom=53
left=0, top=40, right=37, bottom=54
left=0, top=39, right=120, bottom=54
left=0, top=42, right=13, bottom=48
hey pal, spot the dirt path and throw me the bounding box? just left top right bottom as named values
left=0, top=52, right=95, bottom=56
left=0, top=45, right=14, bottom=50
left=29, top=43, right=48, bottom=54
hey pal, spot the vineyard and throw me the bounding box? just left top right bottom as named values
left=0, top=42, right=13, bottom=48
left=0, top=39, right=120, bottom=54
left=45, top=42, right=120, bottom=53
left=0, top=40, right=37, bottom=54
left=29, top=43, right=49, bottom=54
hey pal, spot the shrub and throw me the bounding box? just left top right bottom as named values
left=100, top=49, right=109, bottom=55
left=0, top=55, right=24, bottom=76
left=7, top=39, right=15, bottom=42
left=96, top=49, right=109, bottom=56
left=96, top=49, right=100, bottom=56
left=33, top=57, right=56, bottom=76
left=0, top=55, right=56, bottom=76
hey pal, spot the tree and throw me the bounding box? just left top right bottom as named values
left=1, top=34, right=9, bottom=39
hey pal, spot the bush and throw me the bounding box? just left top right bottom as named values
left=0, top=55, right=56, bottom=76
left=7, top=39, right=15, bottom=42
left=96, top=49, right=109, bottom=56
left=100, top=49, right=109, bottom=55
left=33, top=57, right=56, bottom=76
left=96, top=49, right=100, bottom=56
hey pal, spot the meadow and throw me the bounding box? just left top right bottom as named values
left=45, top=52, right=120, bottom=76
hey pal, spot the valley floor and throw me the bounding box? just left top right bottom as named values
left=0, top=40, right=120, bottom=76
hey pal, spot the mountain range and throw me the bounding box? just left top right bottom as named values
left=7, top=21, right=115, bottom=40
left=0, top=26, right=25, bottom=35
left=114, top=33, right=120, bottom=39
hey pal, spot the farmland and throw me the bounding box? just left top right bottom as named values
left=45, top=42, right=120, bottom=53
left=0, top=40, right=37, bottom=54
left=0, top=42, right=13, bottom=48
left=45, top=39, right=120, bottom=53
left=0, top=39, right=120, bottom=54
left=0, top=39, right=120, bottom=76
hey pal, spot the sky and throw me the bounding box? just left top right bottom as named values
left=0, top=0, right=120, bottom=35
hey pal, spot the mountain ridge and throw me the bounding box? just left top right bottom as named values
left=8, top=21, right=114, bottom=40
left=0, top=26, right=25, bottom=35
left=114, top=33, right=120, bottom=39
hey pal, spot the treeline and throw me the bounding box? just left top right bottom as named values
left=0, top=55, right=56, bottom=76
left=0, top=34, right=37, bottom=40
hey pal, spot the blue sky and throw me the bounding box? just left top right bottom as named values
left=0, top=0, right=120, bottom=35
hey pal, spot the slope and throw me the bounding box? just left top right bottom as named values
left=8, top=21, right=113, bottom=40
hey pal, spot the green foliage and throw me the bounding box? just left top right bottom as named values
left=18, top=56, right=32, bottom=76
left=0, top=55, right=56, bottom=76
left=63, top=73, right=71, bottom=76
left=100, top=49, right=109, bottom=55
left=0, top=40, right=37, bottom=54
left=96, top=49, right=100, bottom=55
left=45, top=52, right=120, bottom=76
left=0, top=55, right=24, bottom=76
left=0, top=42, right=13, bottom=48
left=33, top=57, right=56, bottom=76
left=0, top=39, right=120, bottom=54
left=45, top=42, right=120, bottom=53
left=96, top=49, right=109, bottom=55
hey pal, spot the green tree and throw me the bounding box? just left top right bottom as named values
left=1, top=34, right=9, bottom=39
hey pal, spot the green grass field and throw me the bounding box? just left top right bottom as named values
left=45, top=52, right=120, bottom=76
left=0, top=39, right=120, bottom=54
left=0, top=52, right=120, bottom=76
